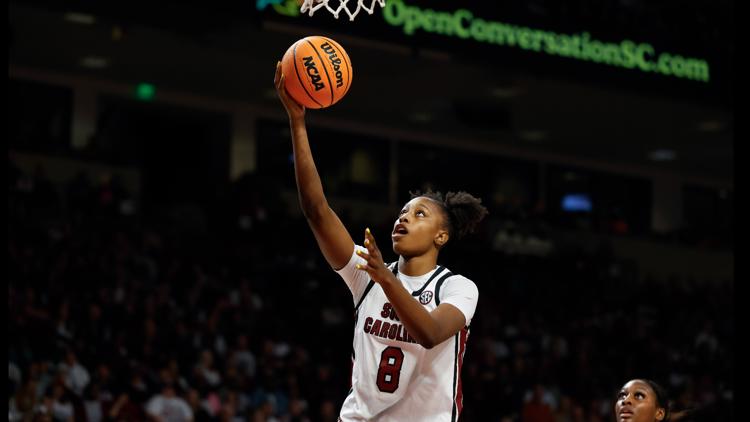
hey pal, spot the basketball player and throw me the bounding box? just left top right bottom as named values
left=274, top=62, right=488, bottom=421
left=616, top=379, right=671, bottom=422
left=615, top=379, right=713, bottom=422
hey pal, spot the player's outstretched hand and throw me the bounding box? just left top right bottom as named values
left=274, top=61, right=305, bottom=120
left=355, top=228, right=398, bottom=286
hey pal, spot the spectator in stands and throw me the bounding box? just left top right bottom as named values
left=522, top=383, right=555, bottom=422
left=58, top=349, right=89, bottom=397
left=145, top=382, right=193, bottom=422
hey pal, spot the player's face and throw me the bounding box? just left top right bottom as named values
left=391, top=197, right=448, bottom=257
left=614, top=380, right=665, bottom=422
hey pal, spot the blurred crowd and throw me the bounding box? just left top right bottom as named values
left=8, top=160, right=732, bottom=422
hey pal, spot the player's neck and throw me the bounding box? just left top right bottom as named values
left=398, top=253, right=438, bottom=277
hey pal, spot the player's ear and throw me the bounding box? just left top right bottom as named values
left=435, top=230, right=449, bottom=247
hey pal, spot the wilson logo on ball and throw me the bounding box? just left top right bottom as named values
left=320, top=42, right=344, bottom=88
left=281, top=35, right=353, bottom=109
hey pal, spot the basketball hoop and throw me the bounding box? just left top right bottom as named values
left=300, top=0, right=385, bottom=21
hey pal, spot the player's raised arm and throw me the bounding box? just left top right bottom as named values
left=274, top=62, right=354, bottom=270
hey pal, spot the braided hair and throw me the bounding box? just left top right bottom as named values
left=410, top=190, right=489, bottom=243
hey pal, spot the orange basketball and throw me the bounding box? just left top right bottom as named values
left=281, top=35, right=353, bottom=109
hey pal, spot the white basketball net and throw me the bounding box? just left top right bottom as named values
left=300, top=0, right=385, bottom=21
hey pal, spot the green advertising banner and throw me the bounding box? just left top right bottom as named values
left=381, top=0, right=709, bottom=82
left=261, top=0, right=711, bottom=83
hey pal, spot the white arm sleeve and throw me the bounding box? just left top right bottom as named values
left=335, top=245, right=371, bottom=306
left=439, top=275, right=479, bottom=326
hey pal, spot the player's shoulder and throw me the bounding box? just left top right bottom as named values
left=440, top=269, right=478, bottom=289
left=435, top=270, right=478, bottom=306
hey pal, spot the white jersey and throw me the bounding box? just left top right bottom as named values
left=336, top=246, right=479, bottom=422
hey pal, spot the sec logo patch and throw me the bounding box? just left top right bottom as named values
left=419, top=290, right=434, bottom=305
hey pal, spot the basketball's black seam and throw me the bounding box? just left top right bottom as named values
left=305, top=39, right=335, bottom=107
left=292, top=42, right=324, bottom=108
left=322, top=36, right=352, bottom=97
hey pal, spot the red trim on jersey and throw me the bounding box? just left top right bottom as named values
left=455, top=328, right=469, bottom=417
left=349, top=356, right=354, bottom=389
